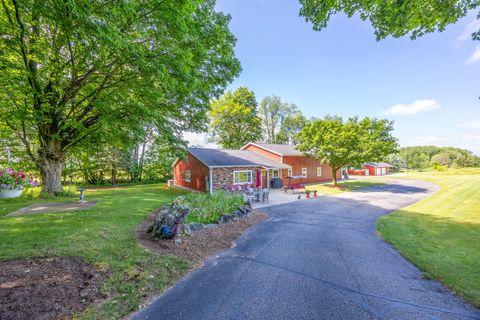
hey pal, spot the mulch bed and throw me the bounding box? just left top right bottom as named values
left=136, top=210, right=268, bottom=267
left=0, top=257, right=107, bottom=320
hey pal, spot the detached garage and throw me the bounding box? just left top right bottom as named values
left=363, top=162, right=393, bottom=176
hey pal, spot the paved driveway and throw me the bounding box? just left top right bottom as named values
left=133, top=180, right=480, bottom=320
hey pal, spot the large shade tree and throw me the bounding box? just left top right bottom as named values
left=208, top=87, right=262, bottom=149
left=296, top=116, right=397, bottom=186
left=299, top=0, right=478, bottom=40
left=258, top=96, right=304, bottom=144
left=0, top=0, right=240, bottom=194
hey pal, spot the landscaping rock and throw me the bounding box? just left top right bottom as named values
left=219, top=214, right=234, bottom=224
left=204, top=224, right=219, bottom=230
left=189, top=223, right=204, bottom=232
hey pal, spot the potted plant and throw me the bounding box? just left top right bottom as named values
left=305, top=189, right=311, bottom=199
left=313, top=190, right=318, bottom=198
left=0, top=168, right=38, bottom=198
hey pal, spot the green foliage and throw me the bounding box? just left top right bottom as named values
left=398, top=146, right=480, bottom=170
left=208, top=87, right=262, bottom=149
left=386, top=154, right=406, bottom=172
left=258, top=96, right=305, bottom=144
left=185, top=191, right=244, bottom=224
left=296, top=116, right=397, bottom=184
left=299, top=0, right=477, bottom=40
left=0, top=0, right=240, bottom=193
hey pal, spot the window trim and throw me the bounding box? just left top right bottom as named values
left=184, top=170, right=191, bottom=182
left=316, top=167, right=322, bottom=177
left=301, top=167, right=308, bottom=177
left=233, top=170, right=253, bottom=185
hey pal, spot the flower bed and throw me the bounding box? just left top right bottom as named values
left=0, top=168, right=38, bottom=198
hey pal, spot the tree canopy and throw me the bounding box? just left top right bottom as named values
left=299, top=0, right=478, bottom=40
left=258, top=96, right=305, bottom=144
left=296, top=116, right=397, bottom=185
left=208, top=87, right=262, bottom=149
left=0, top=0, right=240, bottom=193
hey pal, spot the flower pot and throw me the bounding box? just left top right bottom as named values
left=0, top=188, right=22, bottom=198
left=313, top=191, right=317, bottom=198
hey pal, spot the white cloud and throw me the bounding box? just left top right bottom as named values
left=383, top=99, right=440, bottom=116
left=466, top=46, right=480, bottom=64
left=457, top=20, right=480, bottom=43
left=182, top=132, right=218, bottom=148
left=460, top=120, right=480, bottom=129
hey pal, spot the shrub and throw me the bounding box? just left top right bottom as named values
left=185, top=191, right=244, bottom=224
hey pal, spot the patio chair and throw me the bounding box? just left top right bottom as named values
left=262, top=188, right=269, bottom=203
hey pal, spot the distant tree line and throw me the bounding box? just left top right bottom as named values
left=389, top=146, right=480, bottom=171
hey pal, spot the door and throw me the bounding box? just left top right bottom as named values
left=376, top=168, right=381, bottom=175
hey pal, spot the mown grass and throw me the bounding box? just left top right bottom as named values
left=305, top=179, right=387, bottom=195
left=0, top=184, right=190, bottom=319
left=376, top=170, right=480, bottom=307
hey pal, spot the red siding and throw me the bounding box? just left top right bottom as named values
left=363, top=165, right=389, bottom=176
left=282, top=156, right=341, bottom=185
left=242, top=144, right=282, bottom=162
left=173, top=153, right=210, bottom=192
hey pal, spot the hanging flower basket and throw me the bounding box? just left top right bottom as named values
left=0, top=168, right=38, bottom=198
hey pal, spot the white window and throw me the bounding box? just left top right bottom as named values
left=233, top=170, right=253, bottom=184
left=316, top=167, right=322, bottom=176
left=288, top=168, right=292, bottom=177
left=302, top=168, right=307, bottom=177
left=272, top=169, right=280, bottom=178
left=184, top=170, right=191, bottom=182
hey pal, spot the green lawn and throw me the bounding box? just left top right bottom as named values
left=0, top=184, right=190, bottom=319
left=376, top=170, right=480, bottom=307
left=305, top=178, right=387, bottom=195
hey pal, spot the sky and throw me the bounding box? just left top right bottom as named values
left=186, top=0, right=480, bottom=155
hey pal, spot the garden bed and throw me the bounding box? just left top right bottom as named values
left=0, top=256, right=107, bottom=320
left=137, top=209, right=267, bottom=267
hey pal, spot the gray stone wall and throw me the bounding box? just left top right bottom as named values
left=212, top=167, right=262, bottom=190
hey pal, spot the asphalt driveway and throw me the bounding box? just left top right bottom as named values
left=133, top=180, right=480, bottom=320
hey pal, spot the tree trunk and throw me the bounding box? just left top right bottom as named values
left=40, top=157, right=64, bottom=194
left=331, top=166, right=338, bottom=187
left=38, top=140, right=65, bottom=195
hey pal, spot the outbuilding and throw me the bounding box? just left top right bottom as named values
left=363, top=162, right=392, bottom=176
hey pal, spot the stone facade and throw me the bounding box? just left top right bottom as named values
left=212, top=167, right=262, bottom=190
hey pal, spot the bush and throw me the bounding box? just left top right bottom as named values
left=185, top=191, right=244, bottom=224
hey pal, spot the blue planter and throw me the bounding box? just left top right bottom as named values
left=0, top=189, right=22, bottom=198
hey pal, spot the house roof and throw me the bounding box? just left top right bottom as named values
left=364, top=162, right=393, bottom=168
left=188, top=148, right=291, bottom=169
left=241, top=143, right=304, bottom=156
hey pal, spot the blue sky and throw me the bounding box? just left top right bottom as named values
left=188, top=0, right=480, bottom=155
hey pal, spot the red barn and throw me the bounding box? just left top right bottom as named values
left=363, top=162, right=393, bottom=176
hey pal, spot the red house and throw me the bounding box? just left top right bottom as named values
left=363, top=162, right=393, bottom=176
left=173, top=143, right=341, bottom=193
